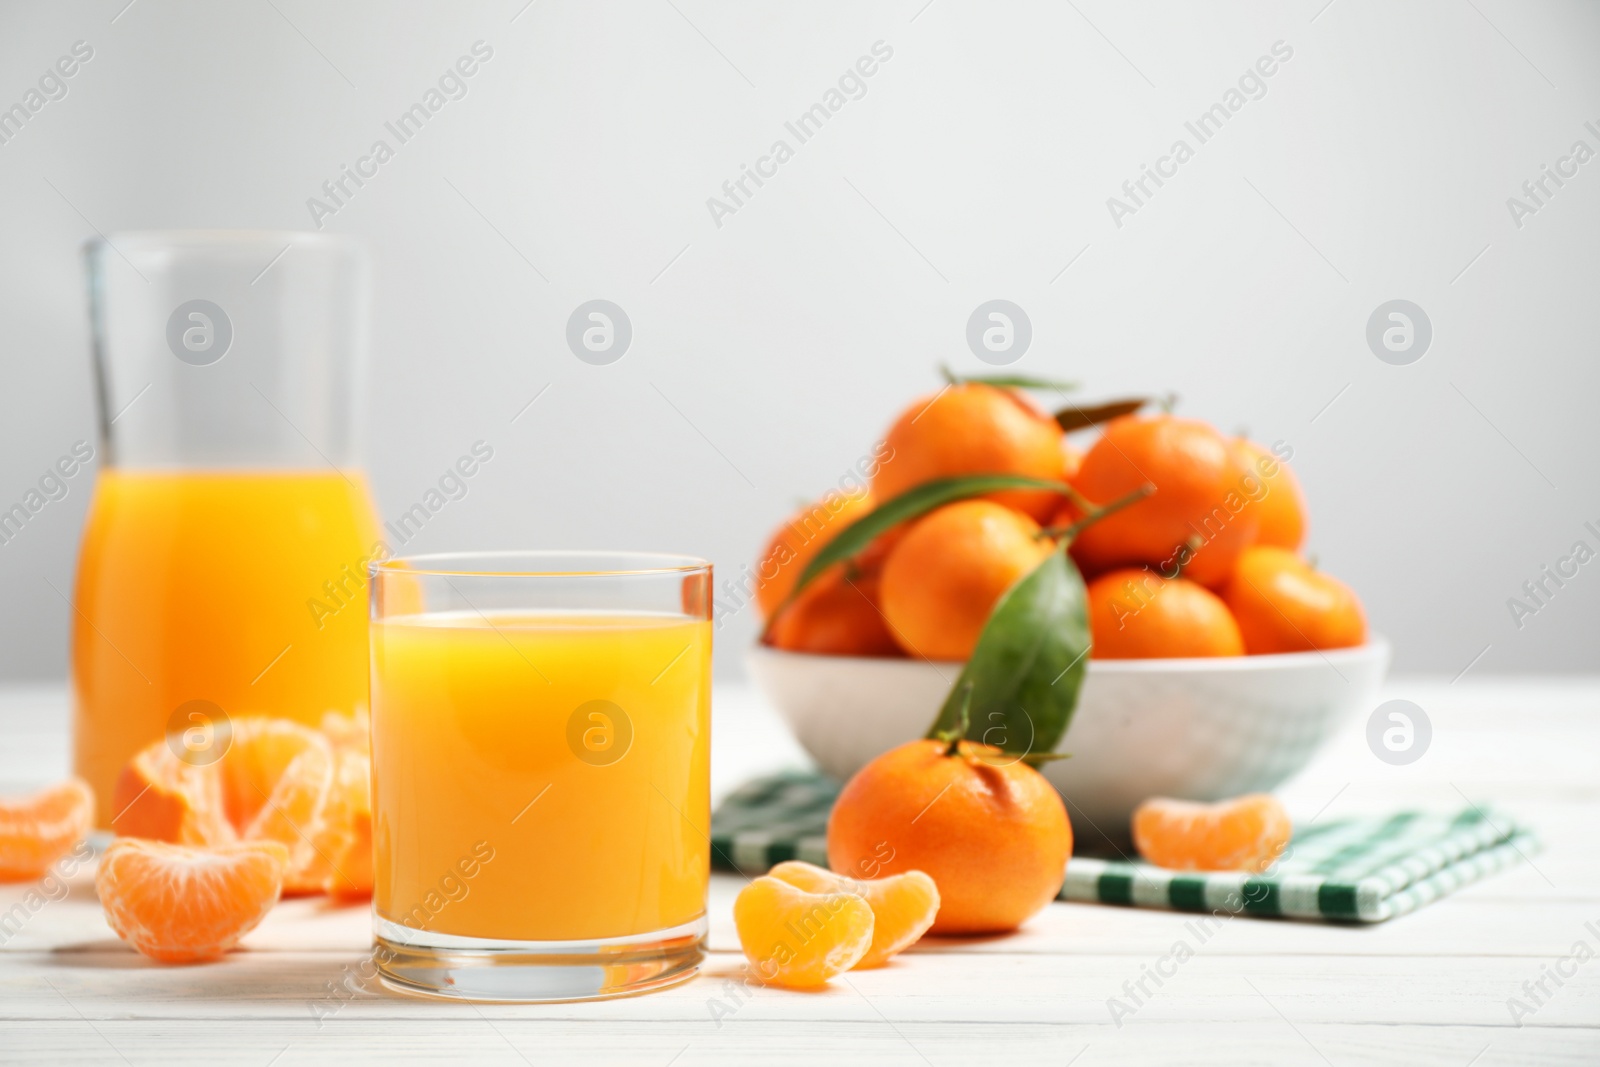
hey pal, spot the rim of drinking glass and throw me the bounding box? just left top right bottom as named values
left=373, top=550, right=712, bottom=578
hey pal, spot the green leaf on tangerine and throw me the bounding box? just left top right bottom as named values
left=941, top=364, right=1077, bottom=392
left=924, top=541, right=1090, bottom=759
left=783, top=474, right=1075, bottom=607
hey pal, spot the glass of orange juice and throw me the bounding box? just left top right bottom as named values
left=74, top=232, right=379, bottom=824
left=369, top=551, right=713, bottom=1001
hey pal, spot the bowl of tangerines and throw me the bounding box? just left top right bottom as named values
left=750, top=370, right=1389, bottom=841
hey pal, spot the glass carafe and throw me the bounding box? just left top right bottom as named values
left=73, top=231, right=380, bottom=826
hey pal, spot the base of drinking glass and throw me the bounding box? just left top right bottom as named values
left=372, top=913, right=706, bottom=1003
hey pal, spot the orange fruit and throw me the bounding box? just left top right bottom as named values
left=732, top=875, right=875, bottom=988
left=96, top=838, right=288, bottom=962
left=872, top=383, right=1067, bottom=521
left=1086, top=568, right=1244, bottom=659
left=878, top=500, right=1055, bottom=661
left=768, top=860, right=939, bottom=968
left=1223, top=546, right=1366, bottom=654
left=0, top=778, right=94, bottom=882
left=1232, top=438, right=1307, bottom=550
left=1132, top=794, right=1291, bottom=873
left=828, top=739, right=1071, bottom=934
left=755, top=488, right=874, bottom=618
left=767, top=566, right=902, bottom=657
left=1069, top=415, right=1259, bottom=588
left=113, top=717, right=336, bottom=895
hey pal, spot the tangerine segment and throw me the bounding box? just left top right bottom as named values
left=0, top=778, right=94, bottom=882
left=218, top=718, right=335, bottom=847
left=213, top=719, right=335, bottom=894
left=304, top=746, right=373, bottom=899
left=319, top=707, right=371, bottom=756
left=733, top=876, right=874, bottom=988
left=96, top=838, right=288, bottom=962
left=1132, top=794, right=1291, bottom=873
left=767, top=861, right=939, bottom=968
left=311, top=710, right=374, bottom=897
left=112, top=745, right=234, bottom=847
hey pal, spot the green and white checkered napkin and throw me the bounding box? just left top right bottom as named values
left=710, top=771, right=1540, bottom=923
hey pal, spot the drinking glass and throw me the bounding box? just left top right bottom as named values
left=73, top=231, right=378, bottom=825
left=368, top=551, right=713, bottom=1001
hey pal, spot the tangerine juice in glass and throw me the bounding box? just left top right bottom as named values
left=73, top=232, right=374, bottom=824
left=369, top=552, right=712, bottom=1002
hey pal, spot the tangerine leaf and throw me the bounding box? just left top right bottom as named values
left=783, top=474, right=1075, bottom=608
left=924, top=542, right=1089, bottom=759
left=1053, top=397, right=1150, bottom=433
left=941, top=365, right=1077, bottom=392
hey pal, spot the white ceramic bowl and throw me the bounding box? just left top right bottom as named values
left=748, top=640, right=1390, bottom=843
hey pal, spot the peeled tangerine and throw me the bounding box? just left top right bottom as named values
left=0, top=778, right=94, bottom=882
left=1132, top=794, right=1292, bottom=873
left=768, top=861, right=940, bottom=969
left=96, top=838, right=288, bottom=962
left=112, top=715, right=369, bottom=896
left=733, top=876, right=875, bottom=988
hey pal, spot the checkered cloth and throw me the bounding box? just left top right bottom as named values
left=710, top=771, right=1539, bottom=923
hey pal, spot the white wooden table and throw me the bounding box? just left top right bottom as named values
left=2, top=678, right=1597, bottom=1065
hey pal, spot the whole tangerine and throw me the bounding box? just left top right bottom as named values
left=828, top=737, right=1071, bottom=935
left=1222, top=546, right=1366, bottom=654
left=754, top=487, right=875, bottom=619
left=878, top=500, right=1055, bottom=661
left=1086, top=568, right=1244, bottom=659
left=1231, top=438, right=1307, bottom=551
left=768, top=566, right=903, bottom=657
left=1069, top=415, right=1259, bottom=589
left=872, top=383, right=1066, bottom=521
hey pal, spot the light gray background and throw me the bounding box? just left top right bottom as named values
left=1, top=0, right=1596, bottom=679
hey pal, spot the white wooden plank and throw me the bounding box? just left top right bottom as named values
left=4, top=1019, right=1597, bottom=1067
left=6, top=948, right=1597, bottom=1029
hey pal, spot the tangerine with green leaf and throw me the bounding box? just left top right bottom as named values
left=755, top=487, right=875, bottom=619
left=878, top=500, right=1056, bottom=661
left=827, top=735, right=1071, bottom=935
left=872, top=383, right=1067, bottom=521
left=767, top=565, right=903, bottom=657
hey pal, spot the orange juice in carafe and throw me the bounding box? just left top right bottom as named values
left=72, top=469, right=380, bottom=824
